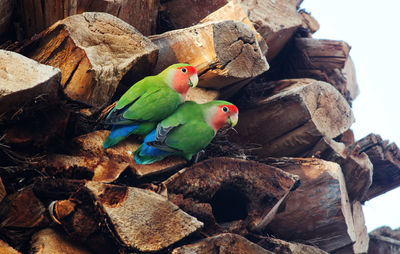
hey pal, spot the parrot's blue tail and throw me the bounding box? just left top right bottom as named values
left=134, top=130, right=170, bottom=164
left=103, top=125, right=139, bottom=148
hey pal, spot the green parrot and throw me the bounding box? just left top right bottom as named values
left=134, top=100, right=239, bottom=164
left=102, top=63, right=198, bottom=148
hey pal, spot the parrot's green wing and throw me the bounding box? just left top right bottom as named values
left=148, top=101, right=215, bottom=159
left=106, top=76, right=181, bottom=125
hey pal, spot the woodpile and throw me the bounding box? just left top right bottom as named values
left=0, top=1, right=399, bottom=253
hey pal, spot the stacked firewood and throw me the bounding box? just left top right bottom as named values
left=0, top=0, right=399, bottom=253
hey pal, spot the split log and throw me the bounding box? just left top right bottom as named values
left=0, top=186, right=49, bottom=250
left=39, top=130, right=186, bottom=182
left=368, top=234, right=400, bottom=254
left=355, top=134, right=400, bottom=201
left=235, top=0, right=302, bottom=60
left=40, top=179, right=202, bottom=252
left=159, top=0, right=301, bottom=60
left=83, top=181, right=203, bottom=252
left=16, top=0, right=159, bottom=37
left=19, top=12, right=159, bottom=109
left=232, top=78, right=354, bottom=159
left=0, top=0, right=12, bottom=37
left=164, top=157, right=300, bottom=235
left=263, top=157, right=356, bottom=252
left=0, top=239, right=21, bottom=254
left=30, top=228, right=91, bottom=254
left=0, top=50, right=61, bottom=118
left=256, top=236, right=328, bottom=254
left=302, top=137, right=373, bottom=201
left=172, top=233, right=273, bottom=254
left=150, top=20, right=269, bottom=89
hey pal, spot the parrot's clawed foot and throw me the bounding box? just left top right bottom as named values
left=194, top=150, right=205, bottom=164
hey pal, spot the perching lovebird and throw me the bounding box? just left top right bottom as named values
left=102, top=63, right=198, bottom=148
left=134, top=100, right=239, bottom=164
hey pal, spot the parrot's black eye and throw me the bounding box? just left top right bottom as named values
left=181, top=68, right=187, bottom=73
left=222, top=106, right=229, bottom=113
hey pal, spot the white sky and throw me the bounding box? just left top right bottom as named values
left=301, top=0, right=400, bottom=232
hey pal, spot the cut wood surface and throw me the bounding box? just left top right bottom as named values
left=16, top=0, right=159, bottom=37
left=85, top=181, right=203, bottom=252
left=0, top=50, right=61, bottom=117
left=355, top=133, right=400, bottom=201
left=199, top=1, right=268, bottom=55
left=264, top=157, right=355, bottom=252
left=234, top=0, right=302, bottom=60
left=165, top=157, right=300, bottom=235
left=256, top=236, right=328, bottom=254
left=150, top=20, right=269, bottom=89
left=30, top=228, right=91, bottom=254
left=20, top=12, right=158, bottom=109
left=172, top=233, right=273, bottom=254
left=233, top=78, right=354, bottom=158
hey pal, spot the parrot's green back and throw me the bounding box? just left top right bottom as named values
left=114, top=76, right=182, bottom=123
left=160, top=102, right=215, bottom=159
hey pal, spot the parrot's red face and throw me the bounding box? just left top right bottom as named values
left=210, top=104, right=239, bottom=131
left=171, top=65, right=198, bottom=99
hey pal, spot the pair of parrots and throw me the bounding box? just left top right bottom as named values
left=102, top=63, right=239, bottom=164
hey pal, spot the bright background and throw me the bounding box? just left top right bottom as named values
left=301, top=0, right=400, bottom=232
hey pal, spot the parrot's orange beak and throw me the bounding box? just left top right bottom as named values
left=189, top=74, right=198, bottom=88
